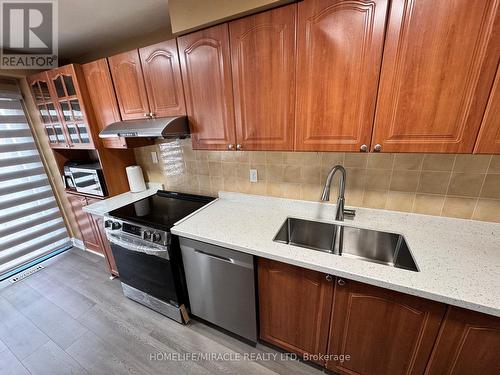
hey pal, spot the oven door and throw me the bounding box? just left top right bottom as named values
left=69, top=167, right=106, bottom=197
left=106, top=231, right=183, bottom=307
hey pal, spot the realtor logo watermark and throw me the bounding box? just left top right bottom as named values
left=0, top=0, right=58, bottom=69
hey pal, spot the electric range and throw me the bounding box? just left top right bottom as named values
left=104, top=190, right=215, bottom=323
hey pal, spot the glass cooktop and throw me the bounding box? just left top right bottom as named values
left=108, top=191, right=215, bottom=231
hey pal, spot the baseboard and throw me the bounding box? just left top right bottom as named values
left=0, top=245, right=72, bottom=288
left=71, top=238, right=104, bottom=258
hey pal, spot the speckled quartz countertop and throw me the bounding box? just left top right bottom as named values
left=172, top=192, right=500, bottom=317
left=83, top=182, right=163, bottom=217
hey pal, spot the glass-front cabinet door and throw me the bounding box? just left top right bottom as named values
left=27, top=72, right=70, bottom=148
left=46, top=65, right=95, bottom=149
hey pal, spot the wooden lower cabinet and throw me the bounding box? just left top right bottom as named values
left=257, top=258, right=333, bottom=365
left=67, top=193, right=118, bottom=276
left=86, top=197, right=119, bottom=276
left=91, top=215, right=118, bottom=276
left=425, top=307, right=500, bottom=375
left=257, top=259, right=464, bottom=374
left=327, top=279, right=446, bottom=375
left=67, top=193, right=102, bottom=254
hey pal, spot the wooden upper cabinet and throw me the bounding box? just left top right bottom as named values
left=27, top=71, right=70, bottom=148
left=258, top=258, right=334, bottom=365
left=139, top=40, right=186, bottom=118
left=82, top=59, right=127, bottom=149
left=474, top=63, right=500, bottom=154
left=178, top=23, right=237, bottom=150
left=108, top=39, right=186, bottom=121
left=46, top=64, right=96, bottom=149
left=229, top=4, right=296, bottom=151
left=425, top=307, right=500, bottom=375
left=108, top=50, right=150, bottom=120
left=295, top=0, right=388, bottom=152
left=327, top=279, right=446, bottom=375
left=372, top=0, right=500, bottom=153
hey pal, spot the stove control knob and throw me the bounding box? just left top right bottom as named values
left=111, top=221, right=121, bottom=230
left=143, top=231, right=152, bottom=240
left=104, top=220, right=113, bottom=229
left=152, top=232, right=162, bottom=243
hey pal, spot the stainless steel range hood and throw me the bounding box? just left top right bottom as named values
left=99, top=116, right=189, bottom=138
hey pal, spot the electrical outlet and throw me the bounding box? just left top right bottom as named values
left=249, top=169, right=258, bottom=183
left=151, top=151, right=159, bottom=164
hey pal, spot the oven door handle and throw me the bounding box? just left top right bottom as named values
left=106, top=232, right=170, bottom=260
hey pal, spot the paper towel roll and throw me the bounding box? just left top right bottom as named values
left=126, top=165, right=146, bottom=193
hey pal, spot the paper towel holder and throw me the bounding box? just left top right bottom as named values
left=126, top=165, right=147, bottom=193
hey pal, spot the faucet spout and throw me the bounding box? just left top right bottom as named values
left=321, top=165, right=348, bottom=256
left=321, top=165, right=346, bottom=221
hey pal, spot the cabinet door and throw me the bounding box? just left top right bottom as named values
left=92, top=215, right=118, bottom=276
left=67, top=194, right=102, bottom=254
left=327, top=278, right=446, bottom=375
left=139, top=40, right=186, bottom=118
left=108, top=50, right=150, bottom=120
left=82, top=59, right=128, bottom=149
left=27, top=71, right=69, bottom=148
left=474, top=64, right=500, bottom=154
left=372, top=0, right=499, bottom=153
left=425, top=307, right=500, bottom=375
left=46, top=65, right=95, bottom=149
left=85, top=196, right=118, bottom=276
left=178, top=23, right=237, bottom=150
left=258, top=258, right=334, bottom=365
left=229, top=4, right=296, bottom=151
left=295, top=0, right=388, bottom=151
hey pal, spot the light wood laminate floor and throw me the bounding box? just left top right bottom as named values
left=0, top=248, right=323, bottom=375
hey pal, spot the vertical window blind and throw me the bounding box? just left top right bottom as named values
left=0, top=80, right=69, bottom=278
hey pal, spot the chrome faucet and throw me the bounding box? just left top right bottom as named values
left=321, top=165, right=354, bottom=255
left=321, top=165, right=350, bottom=221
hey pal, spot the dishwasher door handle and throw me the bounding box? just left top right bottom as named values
left=194, top=249, right=253, bottom=269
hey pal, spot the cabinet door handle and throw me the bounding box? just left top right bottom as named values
left=337, top=278, right=345, bottom=286
left=360, top=144, right=368, bottom=152
left=236, top=144, right=242, bottom=151
left=227, top=144, right=234, bottom=150
left=325, top=274, right=333, bottom=281
left=374, top=144, right=382, bottom=152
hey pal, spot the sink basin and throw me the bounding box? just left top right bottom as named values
left=273, top=217, right=419, bottom=272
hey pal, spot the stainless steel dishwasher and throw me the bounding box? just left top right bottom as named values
left=179, top=238, right=257, bottom=343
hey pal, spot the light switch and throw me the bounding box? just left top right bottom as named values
left=249, top=169, right=258, bottom=183
left=151, top=151, right=159, bottom=164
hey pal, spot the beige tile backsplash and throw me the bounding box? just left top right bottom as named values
left=134, top=139, right=500, bottom=223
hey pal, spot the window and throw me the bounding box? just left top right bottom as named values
left=0, top=81, right=69, bottom=278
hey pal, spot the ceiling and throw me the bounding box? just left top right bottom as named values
left=58, top=0, right=172, bottom=63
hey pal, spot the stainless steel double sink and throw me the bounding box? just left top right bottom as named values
left=273, top=217, right=419, bottom=272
